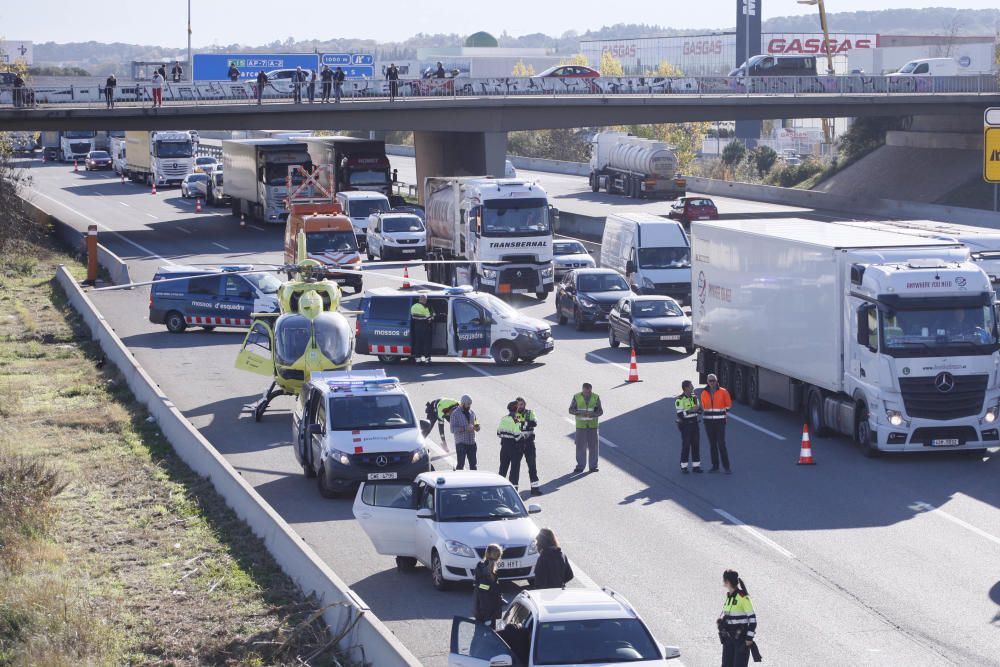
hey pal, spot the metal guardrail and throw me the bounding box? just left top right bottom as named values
left=2, top=74, right=998, bottom=109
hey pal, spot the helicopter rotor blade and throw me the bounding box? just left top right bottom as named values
left=87, top=266, right=294, bottom=292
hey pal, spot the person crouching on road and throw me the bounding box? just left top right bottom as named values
left=497, top=401, right=525, bottom=489
left=718, top=569, right=760, bottom=667
left=701, top=373, right=733, bottom=473
left=450, top=395, right=480, bottom=470
left=515, top=397, right=542, bottom=495
left=676, top=380, right=703, bottom=473
left=569, top=382, right=603, bottom=473
left=532, top=528, right=574, bottom=589
left=473, top=544, right=505, bottom=628
left=423, top=397, right=459, bottom=449
left=410, top=294, right=433, bottom=364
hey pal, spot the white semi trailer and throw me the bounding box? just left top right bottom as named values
left=692, top=218, right=999, bottom=455
left=589, top=131, right=687, bottom=199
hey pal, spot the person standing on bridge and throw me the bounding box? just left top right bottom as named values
left=676, top=380, right=702, bottom=473
left=104, top=73, right=117, bottom=109
left=157, top=64, right=167, bottom=81
left=701, top=373, right=733, bottom=474
left=228, top=63, right=240, bottom=82
left=569, top=382, right=603, bottom=473
left=255, top=70, right=268, bottom=105
left=515, top=397, right=542, bottom=495
left=434, top=61, right=446, bottom=78
left=292, top=66, right=304, bottom=104
left=333, top=66, right=345, bottom=103
left=320, top=65, right=333, bottom=102
left=410, top=294, right=433, bottom=364
left=150, top=70, right=163, bottom=107
left=171, top=61, right=183, bottom=83
left=307, top=69, right=316, bottom=103
left=717, top=569, right=760, bottom=667
left=386, top=63, right=400, bottom=101
left=450, top=395, right=480, bottom=469
left=498, top=401, right=525, bottom=488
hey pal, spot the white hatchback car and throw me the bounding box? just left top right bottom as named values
left=353, top=471, right=542, bottom=590
left=552, top=239, right=596, bottom=280
left=449, top=588, right=681, bottom=667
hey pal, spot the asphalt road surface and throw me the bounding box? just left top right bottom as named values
left=21, top=156, right=1000, bottom=667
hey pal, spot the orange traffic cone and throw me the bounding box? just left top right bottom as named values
left=195, top=198, right=202, bottom=213
left=626, top=346, right=641, bottom=383
left=402, top=266, right=411, bottom=288
left=73, top=159, right=78, bottom=172
left=151, top=181, right=157, bottom=195
left=797, top=424, right=816, bottom=465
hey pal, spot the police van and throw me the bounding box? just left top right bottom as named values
left=292, top=370, right=431, bottom=498
left=355, top=286, right=554, bottom=366
left=149, top=265, right=281, bottom=333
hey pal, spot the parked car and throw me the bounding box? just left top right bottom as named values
left=667, top=197, right=719, bottom=227
left=552, top=239, right=596, bottom=279
left=193, top=156, right=218, bottom=173
left=555, top=268, right=633, bottom=331
left=608, top=294, right=693, bottom=354
left=84, top=150, right=113, bottom=171
left=534, top=65, right=601, bottom=78
left=180, top=172, right=210, bottom=199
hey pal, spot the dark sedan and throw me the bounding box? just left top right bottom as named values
left=608, top=295, right=693, bottom=354
left=555, top=268, right=633, bottom=331
left=85, top=150, right=113, bottom=171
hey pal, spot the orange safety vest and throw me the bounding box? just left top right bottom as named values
left=699, top=387, right=732, bottom=421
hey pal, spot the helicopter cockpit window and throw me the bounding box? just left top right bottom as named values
left=246, top=322, right=271, bottom=352
left=275, top=315, right=311, bottom=365
left=312, top=313, right=353, bottom=365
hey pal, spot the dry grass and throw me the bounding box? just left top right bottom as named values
left=0, top=239, right=347, bottom=666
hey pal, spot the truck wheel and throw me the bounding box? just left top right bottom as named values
left=535, top=290, right=547, bottom=300
left=378, top=355, right=401, bottom=364
left=732, top=364, right=749, bottom=404
left=316, top=464, right=340, bottom=499
left=590, top=173, right=599, bottom=193
left=806, top=388, right=828, bottom=437
left=746, top=367, right=762, bottom=410
left=855, top=405, right=880, bottom=458
left=718, top=359, right=733, bottom=394
left=492, top=342, right=518, bottom=366
left=164, top=311, right=187, bottom=333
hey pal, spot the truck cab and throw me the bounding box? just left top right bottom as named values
left=60, top=131, right=96, bottom=162
left=355, top=286, right=553, bottom=366
left=601, top=213, right=691, bottom=304
left=336, top=191, right=390, bottom=249
left=284, top=202, right=363, bottom=293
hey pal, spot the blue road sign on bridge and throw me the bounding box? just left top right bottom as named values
left=193, top=53, right=320, bottom=80
left=322, top=53, right=374, bottom=68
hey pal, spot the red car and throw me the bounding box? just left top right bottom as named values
left=533, top=65, right=601, bottom=78
left=668, top=197, right=719, bottom=226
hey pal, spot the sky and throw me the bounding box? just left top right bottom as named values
left=2, top=0, right=999, bottom=47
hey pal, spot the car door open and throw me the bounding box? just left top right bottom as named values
left=235, top=320, right=275, bottom=376
left=448, top=616, right=518, bottom=667
left=353, top=481, right=420, bottom=558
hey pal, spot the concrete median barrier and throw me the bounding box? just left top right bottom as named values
left=56, top=266, right=421, bottom=667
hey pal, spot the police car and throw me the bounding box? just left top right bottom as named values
left=448, top=587, right=681, bottom=666
left=353, top=471, right=542, bottom=590
left=292, top=371, right=431, bottom=498
left=355, top=286, right=554, bottom=366
left=149, top=265, right=280, bottom=333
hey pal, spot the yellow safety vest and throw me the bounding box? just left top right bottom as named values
left=411, top=302, right=431, bottom=319
left=574, top=392, right=600, bottom=429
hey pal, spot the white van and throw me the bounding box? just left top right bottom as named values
left=890, top=58, right=958, bottom=77
left=601, top=212, right=691, bottom=304
left=335, top=190, right=391, bottom=249
left=366, top=211, right=426, bottom=260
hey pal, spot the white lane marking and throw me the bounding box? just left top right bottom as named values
left=911, top=501, right=1000, bottom=547
left=118, top=201, right=130, bottom=207
left=567, top=558, right=599, bottom=589
left=727, top=414, right=787, bottom=441
left=176, top=226, right=192, bottom=235
left=212, top=242, right=231, bottom=251
left=248, top=224, right=266, bottom=231
left=146, top=213, right=158, bottom=219
left=713, top=508, right=796, bottom=559
left=585, top=350, right=630, bottom=372
left=32, top=190, right=177, bottom=265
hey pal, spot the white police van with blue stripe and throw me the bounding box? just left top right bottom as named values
left=149, top=265, right=280, bottom=333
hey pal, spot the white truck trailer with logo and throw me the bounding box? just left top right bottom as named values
left=692, top=218, right=999, bottom=455
left=589, top=131, right=687, bottom=199
left=424, top=176, right=557, bottom=299
left=223, top=138, right=313, bottom=224
left=124, top=130, right=195, bottom=186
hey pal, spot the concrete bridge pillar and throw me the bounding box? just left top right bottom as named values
left=413, top=131, right=507, bottom=202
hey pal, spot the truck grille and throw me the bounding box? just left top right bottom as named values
left=654, top=282, right=689, bottom=294
left=500, top=268, right=537, bottom=291
left=160, top=163, right=190, bottom=178
left=351, top=451, right=411, bottom=469
left=70, top=142, right=91, bottom=154
left=898, top=374, right=987, bottom=420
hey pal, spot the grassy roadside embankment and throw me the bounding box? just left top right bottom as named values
left=0, top=240, right=347, bottom=665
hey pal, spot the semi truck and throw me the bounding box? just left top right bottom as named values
left=304, top=136, right=392, bottom=196
left=424, top=176, right=556, bottom=299
left=41, top=131, right=61, bottom=161
left=124, top=131, right=195, bottom=186
left=9, top=132, right=36, bottom=155
left=691, top=218, right=1000, bottom=455
left=589, top=131, right=687, bottom=199
left=59, top=130, right=97, bottom=162
left=223, top=139, right=313, bottom=224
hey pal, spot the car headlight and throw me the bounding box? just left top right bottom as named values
left=481, top=268, right=497, bottom=279
left=541, top=266, right=553, bottom=278
left=514, top=327, right=536, bottom=338
left=642, top=277, right=656, bottom=289
left=638, top=326, right=654, bottom=333
left=329, top=448, right=351, bottom=466
left=411, top=447, right=428, bottom=463
left=985, top=405, right=998, bottom=423
left=885, top=409, right=905, bottom=427
left=578, top=296, right=597, bottom=308
left=445, top=540, right=477, bottom=558
left=527, top=539, right=539, bottom=556
left=683, top=324, right=692, bottom=331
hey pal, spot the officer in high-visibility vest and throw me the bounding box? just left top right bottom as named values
left=515, top=397, right=542, bottom=495
left=700, top=373, right=733, bottom=473
left=424, top=397, right=460, bottom=448
left=675, top=380, right=703, bottom=473
left=410, top=294, right=433, bottom=364
left=497, top=401, right=525, bottom=487
left=717, top=569, right=759, bottom=667
left=568, top=383, right=603, bottom=473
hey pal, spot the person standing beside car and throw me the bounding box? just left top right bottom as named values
left=497, top=401, right=525, bottom=488
left=676, top=380, right=702, bottom=474
left=718, top=569, right=760, bottom=667
left=700, top=373, right=733, bottom=474
left=515, top=397, right=542, bottom=495
left=450, top=395, right=480, bottom=470
left=569, top=382, right=603, bottom=473
left=532, top=528, right=574, bottom=589
left=473, top=544, right=505, bottom=628
left=410, top=294, right=433, bottom=364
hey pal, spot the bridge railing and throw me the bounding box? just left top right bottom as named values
left=2, top=74, right=998, bottom=107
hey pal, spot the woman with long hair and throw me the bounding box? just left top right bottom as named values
left=717, top=569, right=757, bottom=667
left=473, top=544, right=505, bottom=628
left=532, top=528, right=574, bottom=589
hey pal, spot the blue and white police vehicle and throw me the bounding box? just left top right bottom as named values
left=149, top=265, right=280, bottom=333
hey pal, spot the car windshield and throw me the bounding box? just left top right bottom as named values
left=153, top=140, right=193, bottom=158
left=437, top=485, right=527, bottom=521
left=688, top=199, right=713, bottom=207
left=638, top=247, right=690, bottom=269
left=898, top=61, right=918, bottom=74
left=533, top=618, right=661, bottom=665
left=89, top=151, right=109, bottom=159
left=881, top=306, right=998, bottom=356
left=349, top=170, right=389, bottom=186
left=328, top=393, right=414, bottom=430
left=482, top=199, right=550, bottom=236
left=383, top=216, right=424, bottom=233
left=196, top=157, right=216, bottom=165
left=348, top=198, right=390, bottom=218
left=473, top=292, right=518, bottom=319
left=632, top=300, right=683, bottom=318
left=187, top=174, right=209, bottom=182
left=243, top=272, right=281, bottom=294
left=307, top=231, right=358, bottom=253
left=554, top=241, right=587, bottom=256
left=577, top=274, right=629, bottom=292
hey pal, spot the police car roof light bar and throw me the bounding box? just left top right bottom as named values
left=326, top=377, right=400, bottom=392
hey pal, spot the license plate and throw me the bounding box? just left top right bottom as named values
left=698, top=216, right=710, bottom=220
left=367, top=472, right=398, bottom=480
left=661, top=335, right=681, bottom=341
left=402, top=249, right=416, bottom=254
left=498, top=560, right=521, bottom=570
left=931, top=438, right=960, bottom=447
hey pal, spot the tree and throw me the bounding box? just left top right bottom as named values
left=721, top=141, right=747, bottom=166
left=0, top=136, right=40, bottom=265
left=511, top=60, right=535, bottom=77
left=559, top=53, right=589, bottom=67
left=599, top=51, right=624, bottom=76
left=649, top=61, right=683, bottom=77
left=750, top=145, right=778, bottom=176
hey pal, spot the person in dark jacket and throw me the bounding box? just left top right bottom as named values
left=157, top=64, right=167, bottom=80
left=228, top=64, right=240, bottom=82
left=307, top=69, right=316, bottom=103
left=532, top=528, right=574, bottom=589
left=473, top=544, right=505, bottom=627
left=171, top=62, right=183, bottom=82
left=255, top=70, right=269, bottom=105
left=104, top=74, right=117, bottom=108
left=320, top=65, right=333, bottom=102
left=434, top=61, right=446, bottom=78
left=333, top=66, right=345, bottom=103
left=386, top=63, right=400, bottom=101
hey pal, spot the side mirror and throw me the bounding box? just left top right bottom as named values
left=626, top=260, right=636, bottom=274
left=856, top=304, right=870, bottom=346
left=663, top=645, right=682, bottom=660
left=416, top=508, right=434, bottom=519
left=489, top=656, right=513, bottom=667
left=308, top=423, right=324, bottom=436
left=527, top=503, right=542, bottom=514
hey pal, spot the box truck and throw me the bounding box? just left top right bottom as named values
left=223, top=139, right=313, bottom=224
left=692, top=218, right=999, bottom=455
left=124, top=131, right=195, bottom=186
left=424, top=176, right=557, bottom=299
left=589, top=131, right=687, bottom=199
left=304, top=136, right=392, bottom=196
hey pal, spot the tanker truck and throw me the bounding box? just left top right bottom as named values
left=589, top=131, right=687, bottom=199
left=424, top=176, right=557, bottom=299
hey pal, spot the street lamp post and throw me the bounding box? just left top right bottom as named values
left=798, top=0, right=835, bottom=146
left=187, top=0, right=192, bottom=81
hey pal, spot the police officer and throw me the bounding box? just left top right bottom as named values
left=676, top=380, right=703, bottom=473
left=497, top=401, right=525, bottom=488
left=410, top=294, right=433, bottom=364
left=515, top=397, right=542, bottom=495
left=423, top=397, right=459, bottom=448
left=700, top=373, right=733, bottom=473
left=718, top=569, right=759, bottom=667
